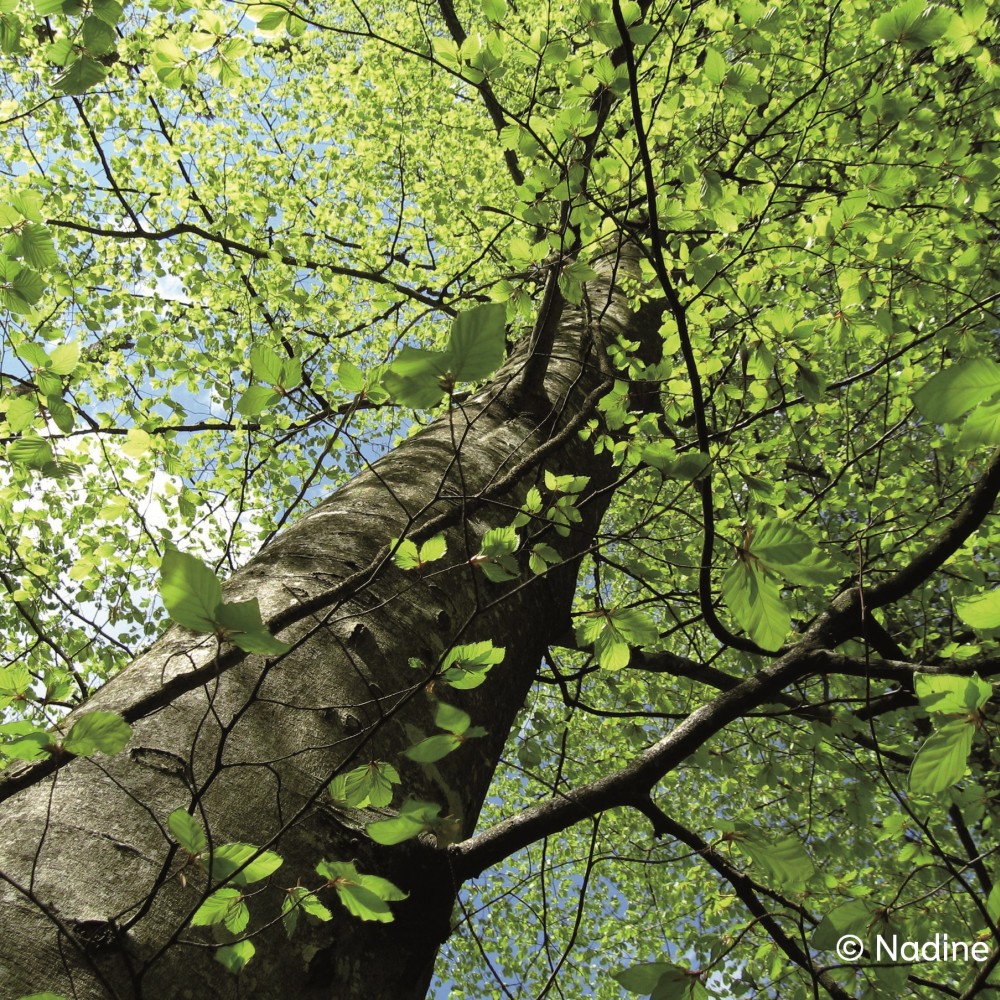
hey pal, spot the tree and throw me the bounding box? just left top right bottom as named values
left=0, top=0, right=998, bottom=997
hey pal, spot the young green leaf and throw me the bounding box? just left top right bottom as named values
left=419, top=534, right=447, bottom=563
left=366, top=799, right=443, bottom=845
left=214, top=599, right=291, bottom=655
left=249, top=344, right=285, bottom=385
left=48, top=341, right=79, bottom=375
left=159, top=547, right=223, bottom=634
left=439, top=641, right=505, bottom=689
left=328, top=761, right=401, bottom=809
left=236, top=385, right=280, bottom=417
left=613, top=962, right=708, bottom=999
left=812, top=899, right=874, bottom=950
left=191, top=887, right=247, bottom=930
left=734, top=831, right=815, bottom=889
left=316, top=860, right=407, bottom=922
left=168, top=808, right=208, bottom=856
left=529, top=543, right=560, bottom=575
left=914, top=672, right=992, bottom=715
left=908, top=720, right=975, bottom=794
left=392, top=535, right=447, bottom=571
left=575, top=607, right=657, bottom=670
left=214, top=939, right=254, bottom=974
left=46, top=395, right=74, bottom=433
left=474, top=525, right=520, bottom=581
left=281, top=886, right=332, bottom=939
left=956, top=589, right=1000, bottom=630
left=209, top=843, right=283, bottom=885
left=338, top=360, right=366, bottom=393
left=914, top=359, right=1000, bottom=423
left=446, top=302, right=506, bottom=381
left=392, top=538, right=421, bottom=570
left=403, top=733, right=462, bottom=763
left=63, top=711, right=131, bottom=756
left=721, top=560, right=789, bottom=651
left=434, top=700, right=471, bottom=734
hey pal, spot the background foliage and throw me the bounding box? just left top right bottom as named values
left=1, top=0, right=999, bottom=996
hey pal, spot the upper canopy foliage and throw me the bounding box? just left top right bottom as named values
left=1, top=0, right=999, bottom=995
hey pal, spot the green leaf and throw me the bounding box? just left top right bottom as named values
left=215, top=939, right=255, bottom=974
left=958, top=398, right=1000, bottom=448
left=613, top=962, right=705, bottom=998
left=82, top=15, right=116, bottom=54
left=366, top=799, right=442, bottom=845
left=192, top=887, right=248, bottom=932
left=281, top=886, right=332, bottom=938
left=249, top=344, right=285, bottom=385
left=812, top=899, right=874, bottom=949
left=576, top=607, right=658, bottom=670
left=63, top=711, right=130, bottom=756
left=447, top=302, right=506, bottom=381
left=122, top=428, right=152, bottom=458
left=36, top=370, right=62, bottom=397
left=0, top=258, right=45, bottom=313
left=338, top=360, right=366, bottom=392
left=316, top=860, right=407, bottom=922
left=393, top=534, right=447, bottom=571
left=160, top=547, right=223, bottom=633
left=6, top=224, right=58, bottom=270
left=9, top=190, right=43, bottom=223
left=419, top=534, right=447, bottom=563
left=403, top=732, right=462, bottom=763
left=480, top=525, right=518, bottom=557
left=989, top=885, right=1000, bottom=924
left=957, top=589, right=1000, bottom=629
left=721, top=560, right=789, bottom=650
left=54, top=57, right=109, bottom=95
left=703, top=47, right=726, bottom=85
left=439, top=640, right=505, bottom=689
left=479, top=556, right=519, bottom=582
left=1, top=730, right=53, bottom=761
left=614, top=962, right=677, bottom=992
left=748, top=520, right=813, bottom=566
left=392, top=538, right=421, bottom=570
left=482, top=0, right=507, bottom=21
left=48, top=341, right=79, bottom=376
left=434, top=700, right=471, bottom=734
left=6, top=395, right=37, bottom=433
left=92, top=0, right=124, bottom=24
left=529, top=543, right=560, bottom=575
left=875, top=0, right=951, bottom=46
left=168, top=808, right=208, bottom=855
left=736, top=831, right=815, bottom=889
left=475, top=525, right=520, bottom=581
left=236, top=384, right=280, bottom=417
left=383, top=303, right=506, bottom=407
left=914, top=359, right=1000, bottom=423
left=215, top=599, right=291, bottom=654
left=908, top=720, right=975, bottom=794
left=15, top=440, right=50, bottom=469
left=210, top=843, right=283, bottom=885
left=640, top=443, right=711, bottom=480
left=328, top=761, right=400, bottom=809
left=382, top=352, right=448, bottom=408
left=914, top=672, right=992, bottom=714
left=278, top=356, right=301, bottom=390
left=46, top=395, right=74, bottom=433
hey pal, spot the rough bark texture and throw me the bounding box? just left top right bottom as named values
left=0, top=244, right=660, bottom=999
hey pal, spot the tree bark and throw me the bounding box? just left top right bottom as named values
left=0, top=243, right=660, bottom=999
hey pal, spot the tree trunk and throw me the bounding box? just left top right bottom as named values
left=0, top=244, right=660, bottom=999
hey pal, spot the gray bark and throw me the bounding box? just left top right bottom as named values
left=0, top=244, right=660, bottom=999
